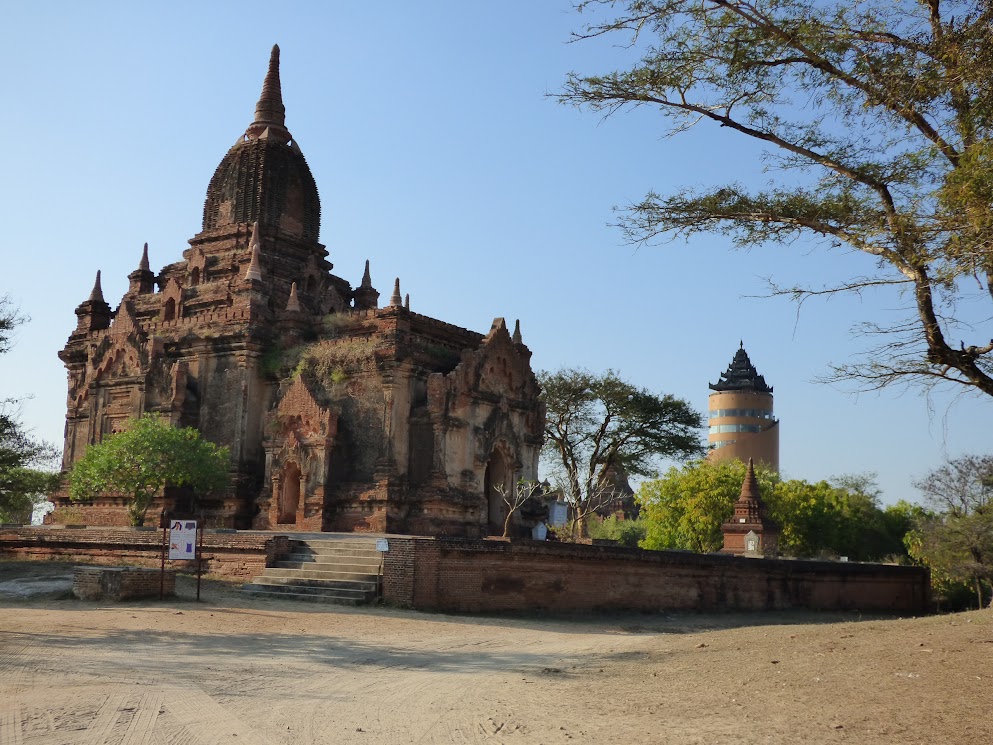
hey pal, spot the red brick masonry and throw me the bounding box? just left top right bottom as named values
left=1, top=529, right=929, bottom=614
left=0, top=527, right=289, bottom=580
left=72, top=566, right=175, bottom=600
left=380, top=537, right=930, bottom=614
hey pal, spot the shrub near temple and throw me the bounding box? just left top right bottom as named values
left=69, top=414, right=229, bottom=526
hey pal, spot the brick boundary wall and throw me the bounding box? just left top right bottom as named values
left=72, top=566, right=176, bottom=600
left=382, top=537, right=931, bottom=615
left=0, top=527, right=290, bottom=580
left=4, top=529, right=930, bottom=614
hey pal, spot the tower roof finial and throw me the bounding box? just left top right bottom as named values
left=361, top=259, right=372, bottom=289
left=254, top=45, right=286, bottom=128
left=512, top=319, right=523, bottom=344
left=88, top=270, right=105, bottom=302
left=138, top=243, right=150, bottom=272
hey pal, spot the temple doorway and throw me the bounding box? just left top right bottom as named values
left=278, top=462, right=301, bottom=524
left=484, top=450, right=510, bottom=536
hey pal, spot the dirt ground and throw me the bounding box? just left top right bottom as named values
left=0, top=561, right=990, bottom=745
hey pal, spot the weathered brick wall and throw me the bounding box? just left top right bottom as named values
left=381, top=537, right=416, bottom=606
left=73, top=566, right=176, bottom=600
left=0, top=528, right=290, bottom=580
left=381, top=537, right=930, bottom=614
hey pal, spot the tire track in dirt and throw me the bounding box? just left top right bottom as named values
left=0, top=701, right=25, bottom=745
left=118, top=688, right=163, bottom=745
left=158, top=684, right=271, bottom=745
left=85, top=687, right=132, bottom=745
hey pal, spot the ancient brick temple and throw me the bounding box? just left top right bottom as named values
left=52, top=46, right=544, bottom=535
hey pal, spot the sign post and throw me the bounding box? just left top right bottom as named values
left=196, top=514, right=205, bottom=601
left=159, top=510, right=168, bottom=600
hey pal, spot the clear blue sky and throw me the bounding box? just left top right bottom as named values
left=1, top=1, right=988, bottom=505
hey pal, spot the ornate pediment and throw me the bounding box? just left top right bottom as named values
left=267, top=376, right=336, bottom=441
left=435, top=318, right=538, bottom=402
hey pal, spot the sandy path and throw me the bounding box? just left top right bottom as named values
left=0, top=563, right=990, bottom=744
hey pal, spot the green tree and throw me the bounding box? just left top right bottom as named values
left=69, top=414, right=230, bottom=526
left=539, top=368, right=704, bottom=537
left=0, top=410, right=60, bottom=523
left=587, top=513, right=649, bottom=547
left=562, top=0, right=993, bottom=397
left=638, top=459, right=910, bottom=559
left=0, top=296, right=60, bottom=522
left=639, top=459, right=777, bottom=552
left=907, top=454, right=993, bottom=607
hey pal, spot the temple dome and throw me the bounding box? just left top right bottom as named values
left=201, top=45, right=321, bottom=241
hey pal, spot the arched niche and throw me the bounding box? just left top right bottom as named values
left=278, top=461, right=302, bottom=524
left=483, top=449, right=511, bottom=536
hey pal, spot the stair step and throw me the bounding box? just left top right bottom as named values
left=273, top=554, right=379, bottom=574
left=289, top=540, right=380, bottom=550
left=250, top=576, right=377, bottom=592
left=261, top=568, right=379, bottom=582
left=241, top=586, right=367, bottom=606
left=290, top=545, right=382, bottom=559
left=241, top=577, right=376, bottom=600
left=245, top=538, right=384, bottom=606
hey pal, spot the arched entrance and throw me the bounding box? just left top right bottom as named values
left=278, top=462, right=301, bottom=524
left=484, top=450, right=510, bottom=536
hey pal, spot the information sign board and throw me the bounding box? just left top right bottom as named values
left=169, top=520, right=198, bottom=560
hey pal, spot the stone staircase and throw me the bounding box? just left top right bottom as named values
left=242, top=537, right=382, bottom=605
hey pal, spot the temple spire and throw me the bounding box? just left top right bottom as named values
left=285, top=282, right=302, bottom=312
left=404, top=293, right=410, bottom=310
left=512, top=319, right=522, bottom=344
left=254, top=45, right=286, bottom=128
left=389, top=278, right=402, bottom=307
left=740, top=458, right=760, bottom=501
left=244, top=224, right=263, bottom=282
left=88, top=271, right=105, bottom=302
left=138, top=243, right=150, bottom=272
left=361, top=259, right=372, bottom=289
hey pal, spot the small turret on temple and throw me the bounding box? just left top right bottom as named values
left=72, top=271, right=112, bottom=335
left=721, top=458, right=779, bottom=556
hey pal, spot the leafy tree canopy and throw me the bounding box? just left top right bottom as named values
left=637, top=459, right=911, bottom=559
left=0, top=296, right=59, bottom=522
left=0, top=409, right=60, bottom=523
left=69, top=414, right=229, bottom=526
left=539, top=368, right=704, bottom=536
left=562, top=0, right=993, bottom=397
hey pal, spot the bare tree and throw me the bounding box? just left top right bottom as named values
left=909, top=454, right=993, bottom=607
left=492, top=480, right=546, bottom=538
